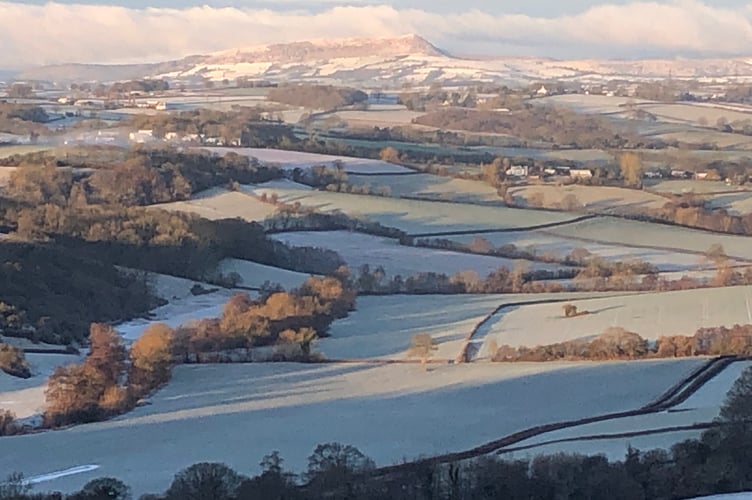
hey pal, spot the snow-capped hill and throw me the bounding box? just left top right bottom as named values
left=206, top=34, right=446, bottom=64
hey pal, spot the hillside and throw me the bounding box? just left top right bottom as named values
left=15, top=35, right=752, bottom=86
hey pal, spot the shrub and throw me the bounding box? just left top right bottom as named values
left=0, top=343, right=30, bottom=378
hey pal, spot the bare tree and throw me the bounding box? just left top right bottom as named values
left=408, top=334, right=438, bottom=369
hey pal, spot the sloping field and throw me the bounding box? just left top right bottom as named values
left=321, top=292, right=629, bottom=361
left=707, top=192, right=752, bottom=215
left=0, top=353, right=84, bottom=420
left=0, top=144, right=52, bottom=159
left=544, top=217, right=752, bottom=261
left=331, top=106, right=423, bottom=126
left=533, top=95, right=653, bottom=114
left=507, top=185, right=668, bottom=213
left=152, top=189, right=277, bottom=223
left=445, top=231, right=709, bottom=272
left=202, top=147, right=411, bottom=174
left=270, top=231, right=565, bottom=279
left=4, top=359, right=701, bottom=495
left=346, top=173, right=504, bottom=205
left=217, top=258, right=314, bottom=290
left=503, top=361, right=752, bottom=461
left=478, top=285, right=752, bottom=353
left=640, top=103, right=752, bottom=126
left=249, top=186, right=579, bottom=235
left=645, top=180, right=750, bottom=195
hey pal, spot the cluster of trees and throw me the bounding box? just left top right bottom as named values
left=173, top=271, right=356, bottom=360
left=43, top=322, right=173, bottom=428
left=0, top=242, right=157, bottom=344
left=4, top=146, right=283, bottom=207
left=0, top=342, right=30, bottom=378
left=269, top=84, right=368, bottom=110
left=0, top=102, right=48, bottom=135
left=413, top=107, right=653, bottom=149
left=492, top=324, right=752, bottom=362
left=643, top=198, right=752, bottom=236
left=10, top=367, right=752, bottom=499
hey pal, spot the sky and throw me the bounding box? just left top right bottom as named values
left=2, top=0, right=752, bottom=69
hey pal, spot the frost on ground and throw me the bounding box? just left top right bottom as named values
left=3, top=359, right=700, bottom=496
left=346, top=173, right=504, bottom=205
left=202, top=147, right=411, bottom=174
left=507, top=185, right=668, bottom=213
left=449, top=230, right=709, bottom=272
left=688, top=494, right=752, bottom=499
left=0, top=353, right=84, bottom=419
left=152, top=189, right=277, bottom=223
left=271, top=231, right=566, bottom=279
left=217, top=259, right=314, bottom=290
left=503, top=361, right=751, bottom=461
left=545, top=217, right=752, bottom=261
left=248, top=186, right=578, bottom=234
left=478, top=285, right=752, bottom=353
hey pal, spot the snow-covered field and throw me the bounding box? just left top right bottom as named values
left=640, top=103, right=752, bottom=126
left=507, top=185, right=668, bottom=213
left=478, top=285, right=752, bottom=354
left=707, top=192, right=752, bottom=215
left=202, top=147, right=412, bottom=174
left=645, top=180, right=750, bottom=195
left=248, top=186, right=579, bottom=234
left=152, top=189, right=277, bottom=223
left=503, top=361, right=752, bottom=461
left=533, top=94, right=653, bottom=114
left=544, top=217, right=752, bottom=261
left=346, top=173, right=504, bottom=205
left=4, top=358, right=700, bottom=496
left=271, top=231, right=566, bottom=279
left=217, top=258, right=314, bottom=290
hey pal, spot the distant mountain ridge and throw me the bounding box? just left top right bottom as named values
left=15, top=35, right=752, bottom=86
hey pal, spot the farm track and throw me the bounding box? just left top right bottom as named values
left=362, top=356, right=747, bottom=480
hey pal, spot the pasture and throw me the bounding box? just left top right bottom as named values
left=346, top=173, right=504, bottom=205
left=477, top=285, right=752, bottom=354
left=270, top=231, right=565, bottom=279
left=152, top=189, right=277, bottom=223
left=507, top=184, right=668, bottom=213
left=249, top=185, right=579, bottom=234
left=202, top=147, right=412, bottom=174
left=5, top=359, right=702, bottom=496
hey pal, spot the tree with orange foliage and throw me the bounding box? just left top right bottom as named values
left=129, top=323, right=174, bottom=392
left=86, top=323, right=127, bottom=386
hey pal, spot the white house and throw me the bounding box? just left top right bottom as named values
left=129, top=129, right=155, bottom=143
left=536, top=85, right=549, bottom=96
left=505, top=165, right=529, bottom=177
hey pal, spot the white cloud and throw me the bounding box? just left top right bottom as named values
left=1, top=0, right=752, bottom=68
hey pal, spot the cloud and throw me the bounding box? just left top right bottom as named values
left=1, top=0, right=752, bottom=69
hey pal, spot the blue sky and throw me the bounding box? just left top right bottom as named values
left=1, top=1, right=752, bottom=68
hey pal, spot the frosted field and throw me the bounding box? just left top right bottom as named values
left=249, top=186, right=578, bottom=234
left=321, top=292, right=629, bottom=360
left=3, top=359, right=700, bottom=496
left=504, top=361, right=752, bottom=461
left=478, top=285, right=752, bottom=354
left=707, top=192, right=752, bottom=215
left=270, top=231, right=565, bottom=279
left=153, top=189, right=277, bottom=223
left=346, top=173, right=504, bottom=205
left=202, top=147, right=412, bottom=174
left=533, top=94, right=653, bottom=114
left=656, top=130, right=752, bottom=149
left=0, top=145, right=51, bottom=159
left=508, top=185, right=668, bottom=213
left=640, top=103, right=752, bottom=126
left=545, top=217, right=752, bottom=261
left=690, top=494, right=752, bottom=499
left=645, top=180, right=750, bottom=195
left=0, top=353, right=84, bottom=420
left=331, top=106, right=423, bottom=126
left=217, top=258, right=314, bottom=290
left=447, top=231, right=710, bottom=272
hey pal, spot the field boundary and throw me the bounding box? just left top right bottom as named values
left=406, top=215, right=596, bottom=238
left=358, top=356, right=746, bottom=481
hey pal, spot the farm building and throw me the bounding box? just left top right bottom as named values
left=570, top=168, right=593, bottom=180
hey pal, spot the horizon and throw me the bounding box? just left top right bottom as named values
left=2, top=0, right=752, bottom=70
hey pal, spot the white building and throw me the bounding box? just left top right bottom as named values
left=129, top=129, right=155, bottom=143
left=506, top=165, right=529, bottom=177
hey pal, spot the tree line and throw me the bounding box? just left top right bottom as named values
left=492, top=324, right=752, bottom=362
left=7, top=365, right=752, bottom=499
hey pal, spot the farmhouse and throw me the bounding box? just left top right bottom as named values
left=506, top=165, right=529, bottom=178
left=671, top=169, right=693, bottom=179
left=129, top=129, right=155, bottom=143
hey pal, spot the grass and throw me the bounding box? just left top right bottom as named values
left=3, top=359, right=702, bottom=496
left=477, top=285, right=752, bottom=353
left=346, top=173, right=504, bottom=205
left=249, top=186, right=579, bottom=235
left=507, top=184, right=668, bottom=213
left=152, top=189, right=277, bottom=223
